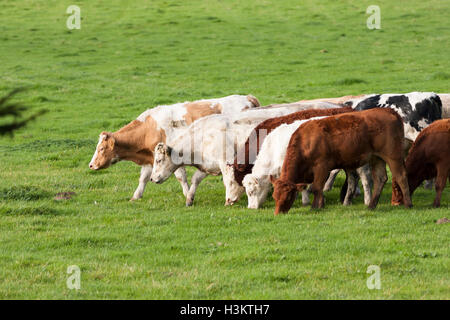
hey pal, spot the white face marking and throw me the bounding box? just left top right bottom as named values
left=89, top=134, right=107, bottom=169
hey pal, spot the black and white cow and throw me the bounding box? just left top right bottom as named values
left=324, top=92, right=443, bottom=198
left=344, top=92, right=442, bottom=141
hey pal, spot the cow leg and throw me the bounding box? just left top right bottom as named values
left=323, top=169, right=340, bottom=192
left=342, top=170, right=358, bottom=206
left=301, top=187, right=310, bottom=206
left=186, top=170, right=208, bottom=206
left=357, top=164, right=373, bottom=206
left=174, top=167, right=190, bottom=197
left=311, top=169, right=329, bottom=209
left=368, top=158, right=388, bottom=210
left=386, top=158, right=412, bottom=208
left=433, top=165, right=449, bottom=208
left=130, top=165, right=152, bottom=201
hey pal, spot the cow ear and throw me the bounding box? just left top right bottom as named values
left=269, top=175, right=277, bottom=184
left=155, top=142, right=165, bottom=152
left=108, top=136, right=115, bottom=148
left=296, top=183, right=307, bottom=192
left=101, top=131, right=112, bottom=140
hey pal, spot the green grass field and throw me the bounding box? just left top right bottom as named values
left=0, top=0, right=449, bottom=299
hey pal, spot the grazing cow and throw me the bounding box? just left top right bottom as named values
left=270, top=108, right=412, bottom=214
left=88, top=95, right=260, bottom=201
left=391, top=119, right=450, bottom=207
left=149, top=102, right=343, bottom=205
left=242, top=117, right=360, bottom=209
left=242, top=117, right=372, bottom=208
left=226, top=107, right=368, bottom=206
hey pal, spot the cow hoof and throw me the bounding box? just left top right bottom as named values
left=186, top=199, right=194, bottom=207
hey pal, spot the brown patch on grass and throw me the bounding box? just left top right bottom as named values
left=54, top=191, right=76, bottom=201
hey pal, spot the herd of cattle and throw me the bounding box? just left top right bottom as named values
left=89, top=92, right=450, bottom=214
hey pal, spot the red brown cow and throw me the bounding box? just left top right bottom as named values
left=392, top=119, right=450, bottom=207
left=270, top=108, right=412, bottom=214
left=231, top=106, right=353, bottom=186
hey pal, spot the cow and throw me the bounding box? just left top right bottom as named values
left=88, top=95, right=260, bottom=201
left=299, top=92, right=448, bottom=122
left=225, top=106, right=372, bottom=206
left=149, top=102, right=343, bottom=205
left=344, top=92, right=442, bottom=141
left=270, top=108, right=412, bottom=214
left=242, top=118, right=373, bottom=209
left=325, top=92, right=443, bottom=193
left=391, top=119, right=450, bottom=208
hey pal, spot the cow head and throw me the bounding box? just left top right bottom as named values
left=223, top=165, right=245, bottom=206
left=243, top=174, right=270, bottom=209
left=89, top=132, right=119, bottom=170
left=150, top=143, right=176, bottom=184
left=270, top=175, right=306, bottom=214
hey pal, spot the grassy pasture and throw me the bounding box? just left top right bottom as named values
left=0, top=0, right=449, bottom=299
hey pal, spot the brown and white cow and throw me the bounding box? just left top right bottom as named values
left=89, top=95, right=260, bottom=201
left=391, top=119, right=450, bottom=207
left=270, top=108, right=412, bottom=214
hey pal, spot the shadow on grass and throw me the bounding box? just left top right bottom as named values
left=0, top=206, right=63, bottom=216
left=0, top=186, right=51, bottom=201
left=0, top=139, right=95, bottom=152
